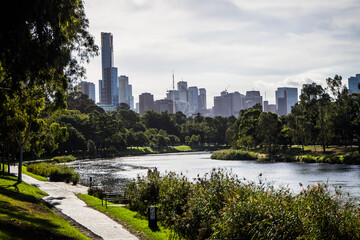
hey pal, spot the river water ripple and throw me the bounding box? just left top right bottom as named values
left=69, top=152, right=360, bottom=198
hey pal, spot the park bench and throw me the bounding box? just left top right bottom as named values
left=101, top=192, right=128, bottom=208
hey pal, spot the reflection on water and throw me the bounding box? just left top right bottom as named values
left=69, top=152, right=360, bottom=198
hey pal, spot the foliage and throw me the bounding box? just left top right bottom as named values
left=27, top=163, right=79, bottom=184
left=0, top=0, right=98, bottom=182
left=52, top=155, right=77, bottom=163
left=125, top=169, right=360, bottom=240
left=211, top=149, right=258, bottom=160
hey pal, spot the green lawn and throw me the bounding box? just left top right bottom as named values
left=77, top=194, right=172, bottom=240
left=0, top=172, right=90, bottom=240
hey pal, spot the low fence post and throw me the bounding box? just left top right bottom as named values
left=148, top=206, right=158, bottom=231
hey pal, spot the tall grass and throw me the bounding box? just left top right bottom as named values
left=27, top=163, right=79, bottom=184
left=125, top=169, right=360, bottom=240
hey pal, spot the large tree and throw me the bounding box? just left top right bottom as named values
left=0, top=0, right=98, bottom=182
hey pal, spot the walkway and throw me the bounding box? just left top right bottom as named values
left=10, top=166, right=138, bottom=240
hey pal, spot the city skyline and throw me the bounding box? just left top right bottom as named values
left=82, top=0, right=360, bottom=107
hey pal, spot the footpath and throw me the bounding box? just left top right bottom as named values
left=10, top=166, right=138, bottom=240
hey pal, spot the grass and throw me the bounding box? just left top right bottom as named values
left=77, top=194, right=171, bottom=240
left=22, top=165, right=48, bottom=181
left=0, top=172, right=90, bottom=240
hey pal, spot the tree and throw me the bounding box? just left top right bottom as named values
left=256, top=112, right=282, bottom=153
left=67, top=92, right=104, bottom=114
left=0, top=1, right=97, bottom=182
left=238, top=109, right=262, bottom=149
left=3, top=90, right=45, bottom=182
left=117, top=103, right=130, bottom=111
left=326, top=75, right=354, bottom=147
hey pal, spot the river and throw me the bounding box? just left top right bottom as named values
left=69, top=152, right=360, bottom=198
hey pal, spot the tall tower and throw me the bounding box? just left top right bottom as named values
left=99, top=32, right=118, bottom=105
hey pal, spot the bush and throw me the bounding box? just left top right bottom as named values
left=27, top=162, right=79, bottom=184
left=211, top=149, right=258, bottom=160
left=124, top=169, right=360, bottom=240
left=52, top=155, right=76, bottom=163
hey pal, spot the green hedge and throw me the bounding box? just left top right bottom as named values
left=125, top=169, right=360, bottom=240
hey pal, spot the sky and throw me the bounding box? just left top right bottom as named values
left=82, top=0, right=360, bottom=107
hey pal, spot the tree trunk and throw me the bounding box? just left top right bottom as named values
left=17, top=147, right=23, bottom=183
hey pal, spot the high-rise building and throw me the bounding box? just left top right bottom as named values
left=245, top=91, right=263, bottom=109
left=198, top=88, right=207, bottom=111
left=139, top=92, right=154, bottom=115
left=154, top=99, right=174, bottom=114
left=118, top=75, right=134, bottom=109
left=275, top=87, right=298, bottom=116
left=187, top=86, right=199, bottom=114
left=128, top=85, right=134, bottom=110
left=348, top=74, right=360, bottom=94
left=177, top=81, right=188, bottom=102
left=213, top=91, right=244, bottom=117
left=99, top=32, right=118, bottom=105
left=78, top=81, right=95, bottom=102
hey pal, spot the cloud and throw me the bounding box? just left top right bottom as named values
left=83, top=0, right=360, bottom=105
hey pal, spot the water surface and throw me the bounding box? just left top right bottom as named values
left=69, top=152, right=360, bottom=198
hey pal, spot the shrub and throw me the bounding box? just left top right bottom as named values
left=52, top=155, right=76, bottom=163
left=27, top=162, right=79, bottom=184
left=124, top=169, right=360, bottom=240
left=211, top=149, right=258, bottom=160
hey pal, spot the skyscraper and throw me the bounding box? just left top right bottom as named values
left=177, top=81, right=188, bottom=102
left=198, top=88, right=207, bottom=111
left=139, top=92, right=154, bottom=115
left=213, top=91, right=244, bottom=117
left=187, top=86, right=199, bottom=114
left=99, top=32, right=118, bottom=105
left=348, top=74, right=360, bottom=94
left=275, top=87, right=298, bottom=115
left=78, top=81, right=95, bottom=102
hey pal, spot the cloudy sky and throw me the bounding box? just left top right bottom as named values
left=83, top=0, right=360, bottom=106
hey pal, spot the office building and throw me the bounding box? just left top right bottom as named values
left=348, top=74, right=360, bottom=94
left=99, top=32, right=118, bottom=105
left=139, top=92, right=154, bottom=115
left=263, top=101, right=276, bottom=113
left=78, top=81, right=95, bottom=102
left=154, top=99, right=174, bottom=114
left=177, top=81, right=188, bottom=102
left=187, top=86, right=199, bottom=114
left=275, top=87, right=298, bottom=116
left=213, top=91, right=244, bottom=117
left=118, top=75, right=134, bottom=110
left=198, top=88, right=207, bottom=111
left=245, top=91, right=263, bottom=109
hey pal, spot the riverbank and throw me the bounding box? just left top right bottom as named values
left=25, top=145, right=229, bottom=163
left=211, top=146, right=360, bottom=164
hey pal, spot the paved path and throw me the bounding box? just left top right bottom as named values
left=10, top=166, right=138, bottom=240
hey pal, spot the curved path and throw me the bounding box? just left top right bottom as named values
left=10, top=166, right=138, bottom=240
